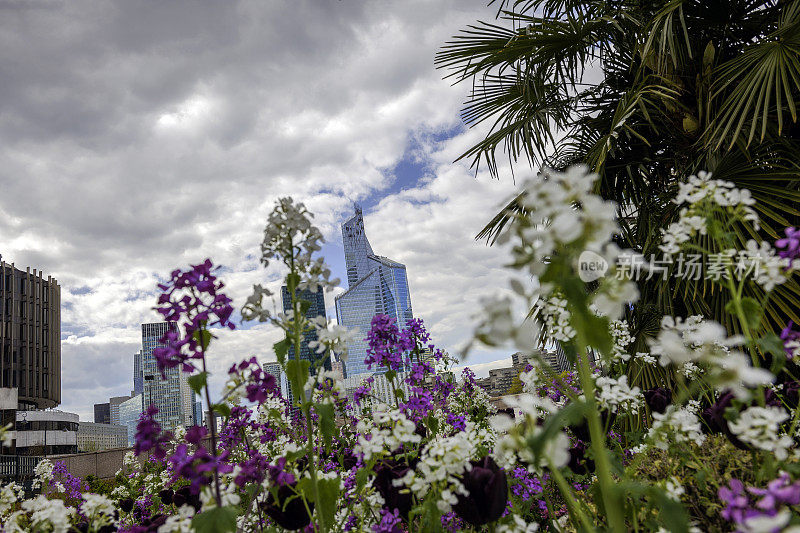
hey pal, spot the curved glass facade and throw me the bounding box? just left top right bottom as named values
left=335, top=208, right=413, bottom=378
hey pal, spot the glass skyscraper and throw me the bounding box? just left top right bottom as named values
left=118, top=393, right=142, bottom=446
left=133, top=349, right=143, bottom=396
left=280, top=286, right=329, bottom=374
left=335, top=206, right=413, bottom=378
left=141, top=322, right=196, bottom=431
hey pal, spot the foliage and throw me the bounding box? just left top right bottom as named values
left=437, top=0, right=800, bottom=389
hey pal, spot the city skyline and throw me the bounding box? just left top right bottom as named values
left=0, top=0, right=520, bottom=421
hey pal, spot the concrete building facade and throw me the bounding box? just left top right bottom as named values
left=0, top=258, right=61, bottom=409
left=14, top=409, right=78, bottom=456
left=77, top=422, right=127, bottom=452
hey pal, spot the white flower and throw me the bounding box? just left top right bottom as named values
left=595, top=375, right=642, bottom=413
left=660, top=171, right=760, bottom=254
left=647, top=406, right=705, bottom=450
left=32, top=458, right=54, bottom=489
left=80, top=493, right=116, bottom=528
left=735, top=240, right=793, bottom=291
left=309, top=322, right=356, bottom=361
left=22, top=495, right=74, bottom=533
left=536, top=294, right=575, bottom=342
left=354, top=406, right=421, bottom=461
left=0, top=482, right=22, bottom=519
left=158, top=505, right=196, bottom=533
left=635, top=352, right=657, bottom=365
left=608, top=320, right=633, bottom=363
left=664, top=477, right=685, bottom=500
left=729, top=406, right=793, bottom=460
left=200, top=483, right=241, bottom=511
left=740, top=509, right=791, bottom=533
left=498, top=514, right=540, bottom=533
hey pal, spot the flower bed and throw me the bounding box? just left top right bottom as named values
left=2, top=168, right=800, bottom=532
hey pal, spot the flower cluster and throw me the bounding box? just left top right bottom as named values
left=660, top=171, right=759, bottom=254
left=153, top=259, right=235, bottom=375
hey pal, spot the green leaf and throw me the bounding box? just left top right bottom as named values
left=426, top=413, right=439, bottom=436
left=273, top=338, right=289, bottom=367
left=650, top=488, right=690, bottom=533
left=286, top=359, right=311, bottom=401
left=385, top=370, right=397, bottom=383
left=193, top=328, right=213, bottom=351
left=188, top=372, right=208, bottom=395
left=192, top=506, right=239, bottom=533
left=212, top=403, right=231, bottom=418
left=317, top=403, right=336, bottom=452
left=315, top=477, right=341, bottom=528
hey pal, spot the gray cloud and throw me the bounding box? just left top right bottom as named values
left=0, top=0, right=523, bottom=421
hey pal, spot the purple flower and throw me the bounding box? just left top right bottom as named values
left=776, top=227, right=800, bottom=260
left=749, top=472, right=800, bottom=511
left=133, top=406, right=172, bottom=460
left=268, top=456, right=297, bottom=487
left=353, top=377, right=374, bottom=406
left=780, top=321, right=800, bottom=360
left=235, top=453, right=268, bottom=487
left=372, top=508, right=403, bottom=533
left=153, top=259, right=235, bottom=376
left=228, top=357, right=279, bottom=404
left=453, top=456, right=508, bottom=526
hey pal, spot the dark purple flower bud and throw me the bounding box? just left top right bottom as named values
left=119, top=498, right=134, bottom=513
left=644, top=387, right=672, bottom=414
left=701, top=391, right=748, bottom=450
left=372, top=459, right=414, bottom=518
left=784, top=380, right=800, bottom=409
left=262, top=483, right=313, bottom=530
left=453, top=456, right=508, bottom=526
left=567, top=441, right=595, bottom=475
left=158, top=489, right=174, bottom=505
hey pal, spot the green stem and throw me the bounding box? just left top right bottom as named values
left=548, top=459, right=595, bottom=532
left=725, top=277, right=759, bottom=367
left=575, top=331, right=625, bottom=532
left=288, top=249, right=326, bottom=532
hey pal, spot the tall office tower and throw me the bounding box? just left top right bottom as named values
left=141, top=322, right=194, bottom=431
left=0, top=256, right=61, bottom=409
left=335, top=206, right=413, bottom=378
left=94, top=402, right=110, bottom=424
left=109, top=395, right=131, bottom=425
left=133, top=350, right=143, bottom=396
left=280, top=286, right=329, bottom=373
left=264, top=361, right=291, bottom=403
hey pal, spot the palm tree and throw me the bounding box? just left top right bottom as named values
left=437, top=0, right=800, bottom=388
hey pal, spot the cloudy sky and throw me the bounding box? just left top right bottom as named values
left=0, top=0, right=526, bottom=421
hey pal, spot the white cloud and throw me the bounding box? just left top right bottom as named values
left=0, top=0, right=528, bottom=420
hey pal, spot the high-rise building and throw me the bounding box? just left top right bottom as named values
left=94, top=402, right=110, bottom=424
left=280, top=286, right=329, bottom=373
left=193, top=401, right=203, bottom=427
left=118, top=394, right=143, bottom=446
left=264, top=361, right=291, bottom=403
left=141, top=322, right=195, bottom=432
left=335, top=206, right=413, bottom=378
left=133, top=350, right=143, bottom=396
left=109, top=395, right=131, bottom=425
left=0, top=257, right=61, bottom=409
